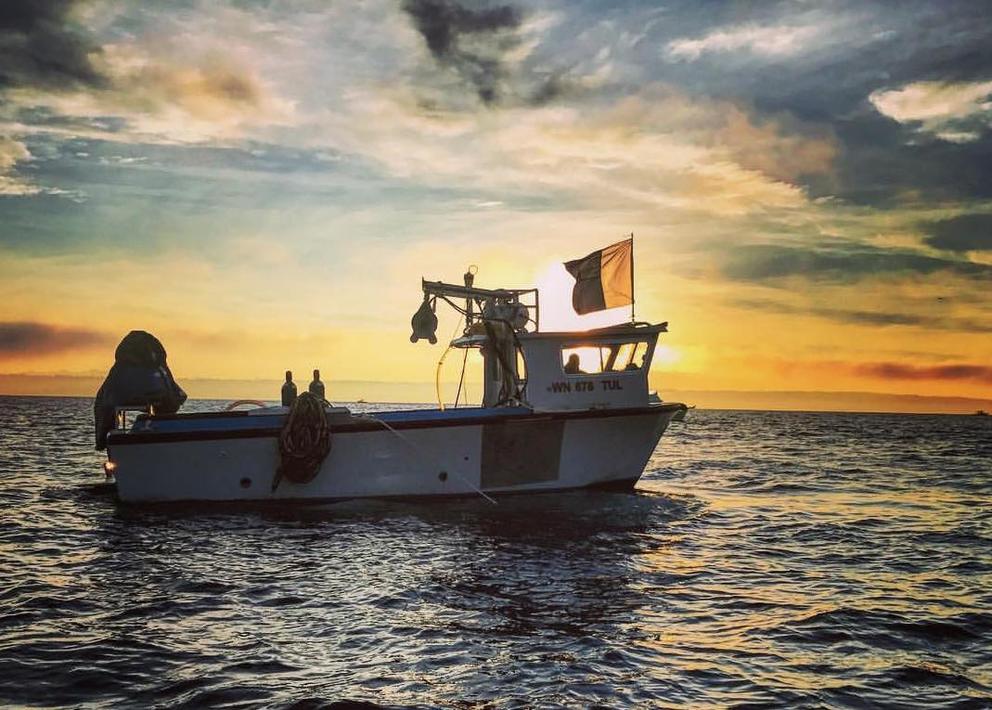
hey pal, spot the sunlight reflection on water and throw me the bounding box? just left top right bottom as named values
left=0, top=397, right=990, bottom=707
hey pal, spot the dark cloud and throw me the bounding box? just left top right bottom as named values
left=0, top=322, right=110, bottom=357
left=735, top=298, right=992, bottom=333
left=637, top=0, right=992, bottom=205
left=402, top=0, right=521, bottom=105
left=854, top=361, right=992, bottom=384
left=922, top=213, right=992, bottom=252
left=0, top=0, right=106, bottom=91
left=762, top=3, right=992, bottom=117
left=527, top=72, right=568, bottom=106
left=640, top=1, right=992, bottom=114
left=721, top=244, right=992, bottom=283
left=821, top=114, right=992, bottom=206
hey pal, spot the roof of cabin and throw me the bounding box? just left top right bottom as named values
left=450, top=321, right=667, bottom=348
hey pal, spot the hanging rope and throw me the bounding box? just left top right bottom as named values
left=272, top=392, right=331, bottom=491
left=453, top=347, right=469, bottom=408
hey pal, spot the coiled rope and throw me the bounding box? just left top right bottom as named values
left=272, top=392, right=331, bottom=491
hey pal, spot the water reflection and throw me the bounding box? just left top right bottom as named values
left=1, top=397, right=991, bottom=707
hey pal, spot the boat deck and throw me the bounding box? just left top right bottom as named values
left=128, top=405, right=536, bottom=435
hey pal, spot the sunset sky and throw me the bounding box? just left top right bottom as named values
left=1, top=0, right=991, bottom=411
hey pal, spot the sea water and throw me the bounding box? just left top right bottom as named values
left=0, top=396, right=990, bottom=708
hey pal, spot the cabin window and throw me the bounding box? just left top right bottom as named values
left=561, top=342, right=649, bottom=375
left=561, top=346, right=604, bottom=374
left=608, top=341, right=648, bottom=371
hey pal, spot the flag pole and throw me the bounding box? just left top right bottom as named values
left=629, top=232, right=635, bottom=323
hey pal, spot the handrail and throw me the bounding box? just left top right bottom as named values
left=224, top=400, right=268, bottom=411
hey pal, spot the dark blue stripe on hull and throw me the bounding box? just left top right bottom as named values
left=108, top=404, right=684, bottom=447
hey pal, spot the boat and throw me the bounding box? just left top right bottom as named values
left=96, top=260, right=688, bottom=504
left=977, top=410, right=989, bottom=416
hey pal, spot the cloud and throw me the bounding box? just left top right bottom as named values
left=0, top=135, right=77, bottom=197
left=402, top=0, right=522, bottom=105
left=2, top=3, right=297, bottom=146
left=823, top=110, right=992, bottom=206
left=869, top=80, right=992, bottom=143
left=736, top=298, right=992, bottom=333
left=922, top=213, right=992, bottom=252
left=333, top=82, right=834, bottom=222
left=721, top=243, right=992, bottom=283
left=5, top=45, right=295, bottom=144
left=652, top=6, right=992, bottom=206
left=0, top=135, right=41, bottom=195
left=714, top=106, right=836, bottom=184
left=870, top=80, right=992, bottom=124
left=1, top=1, right=992, bottom=398
left=665, top=23, right=821, bottom=62
left=0, top=321, right=110, bottom=357
left=853, top=361, right=992, bottom=384
left=0, top=0, right=106, bottom=91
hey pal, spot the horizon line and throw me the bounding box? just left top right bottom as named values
left=1, top=379, right=989, bottom=416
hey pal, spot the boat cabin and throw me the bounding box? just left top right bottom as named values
left=451, top=323, right=665, bottom=412
left=416, top=271, right=673, bottom=413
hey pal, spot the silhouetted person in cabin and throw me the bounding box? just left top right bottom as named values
left=281, top=370, right=297, bottom=406
left=309, top=369, right=325, bottom=400
left=564, top=353, right=585, bottom=374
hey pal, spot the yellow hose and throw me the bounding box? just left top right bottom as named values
left=434, top=314, right=464, bottom=411
left=435, top=345, right=452, bottom=412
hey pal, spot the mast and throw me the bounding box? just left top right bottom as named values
left=464, top=265, right=477, bottom=326
left=630, top=232, right=635, bottom=323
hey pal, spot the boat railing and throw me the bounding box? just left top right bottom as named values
left=113, top=405, right=153, bottom=433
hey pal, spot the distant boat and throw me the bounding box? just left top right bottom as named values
left=976, top=410, right=989, bottom=416
left=95, top=264, right=687, bottom=504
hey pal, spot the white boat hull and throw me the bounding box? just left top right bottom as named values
left=108, top=406, right=681, bottom=503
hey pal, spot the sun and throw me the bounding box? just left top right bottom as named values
left=533, top=262, right=634, bottom=332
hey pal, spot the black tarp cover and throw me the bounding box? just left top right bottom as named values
left=94, top=331, right=187, bottom=450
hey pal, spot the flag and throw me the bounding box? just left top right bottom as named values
left=564, top=238, right=633, bottom=315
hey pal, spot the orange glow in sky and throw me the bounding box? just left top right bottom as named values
left=0, top=2, right=990, bottom=413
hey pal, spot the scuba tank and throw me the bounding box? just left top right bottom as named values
left=281, top=370, right=298, bottom=406
left=308, top=369, right=326, bottom=400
